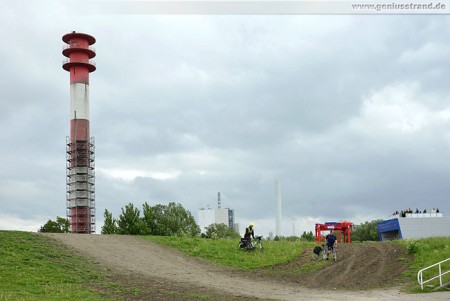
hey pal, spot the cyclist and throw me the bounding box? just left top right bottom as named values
left=325, top=230, right=337, bottom=260
left=242, top=222, right=255, bottom=248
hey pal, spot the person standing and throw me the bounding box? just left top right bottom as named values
left=325, top=230, right=337, bottom=260
left=243, top=223, right=255, bottom=248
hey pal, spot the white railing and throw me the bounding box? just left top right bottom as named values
left=62, top=58, right=96, bottom=66
left=62, top=44, right=96, bottom=53
left=417, top=258, right=450, bottom=290
left=388, top=213, right=443, bottom=219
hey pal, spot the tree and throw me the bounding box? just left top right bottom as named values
left=351, top=219, right=383, bottom=242
left=141, top=202, right=154, bottom=235
left=117, top=203, right=144, bottom=235
left=300, top=231, right=315, bottom=242
left=204, top=223, right=240, bottom=239
left=101, top=209, right=118, bottom=234
left=39, top=217, right=70, bottom=233
left=164, top=202, right=200, bottom=237
left=142, top=203, right=167, bottom=236
left=141, top=202, right=200, bottom=237
left=105, top=201, right=200, bottom=237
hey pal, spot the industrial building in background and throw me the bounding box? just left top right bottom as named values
left=62, top=32, right=96, bottom=234
left=198, top=192, right=239, bottom=234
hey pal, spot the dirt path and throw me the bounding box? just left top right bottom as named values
left=43, top=234, right=450, bottom=301
left=258, top=242, right=412, bottom=290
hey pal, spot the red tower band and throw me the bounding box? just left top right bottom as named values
left=62, top=32, right=96, bottom=233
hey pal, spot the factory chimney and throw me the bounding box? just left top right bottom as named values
left=276, top=180, right=281, bottom=236
left=62, top=32, right=96, bottom=234
left=218, top=192, right=221, bottom=209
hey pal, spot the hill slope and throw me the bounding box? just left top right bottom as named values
left=255, top=242, right=410, bottom=290
left=44, top=233, right=449, bottom=301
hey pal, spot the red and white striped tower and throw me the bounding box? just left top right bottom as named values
left=62, top=31, right=96, bottom=234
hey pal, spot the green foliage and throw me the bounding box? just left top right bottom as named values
left=141, top=202, right=200, bottom=237
left=0, top=231, right=118, bottom=300
left=145, top=235, right=305, bottom=269
left=270, top=235, right=309, bottom=242
left=38, top=217, right=70, bottom=233
left=203, top=223, right=240, bottom=239
left=104, top=201, right=200, bottom=237
left=117, top=203, right=144, bottom=235
left=164, top=202, right=200, bottom=237
left=406, top=239, right=419, bottom=254
left=351, top=219, right=382, bottom=242
left=395, top=237, right=450, bottom=292
left=285, top=236, right=301, bottom=241
left=142, top=203, right=165, bottom=235
left=101, top=209, right=118, bottom=234
left=300, top=231, right=315, bottom=242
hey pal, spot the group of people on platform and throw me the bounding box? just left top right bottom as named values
left=392, top=207, right=440, bottom=217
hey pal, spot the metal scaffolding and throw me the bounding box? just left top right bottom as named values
left=66, top=136, right=96, bottom=233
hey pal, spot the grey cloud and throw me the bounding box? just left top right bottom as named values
left=1, top=2, right=450, bottom=235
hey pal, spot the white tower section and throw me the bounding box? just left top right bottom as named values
left=276, top=180, right=281, bottom=236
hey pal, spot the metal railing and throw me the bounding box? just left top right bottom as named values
left=62, top=44, right=96, bottom=53
left=417, top=258, right=450, bottom=290
left=388, top=213, right=443, bottom=219
left=62, top=58, right=96, bottom=66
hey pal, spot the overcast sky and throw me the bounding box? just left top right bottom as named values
left=1, top=0, right=449, bottom=236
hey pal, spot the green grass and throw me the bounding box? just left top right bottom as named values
left=146, top=235, right=450, bottom=292
left=2, top=230, right=449, bottom=298
left=144, top=236, right=309, bottom=269
left=395, top=237, right=450, bottom=292
left=0, top=231, right=118, bottom=301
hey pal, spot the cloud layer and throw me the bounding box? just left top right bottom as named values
left=1, top=2, right=449, bottom=236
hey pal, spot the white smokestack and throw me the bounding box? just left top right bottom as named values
left=276, top=180, right=281, bottom=236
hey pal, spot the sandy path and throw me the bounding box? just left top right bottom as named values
left=43, top=233, right=450, bottom=301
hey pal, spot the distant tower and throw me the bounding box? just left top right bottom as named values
left=276, top=180, right=281, bottom=236
left=62, top=32, right=96, bottom=234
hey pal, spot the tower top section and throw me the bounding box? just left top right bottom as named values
left=62, top=31, right=96, bottom=45
left=62, top=31, right=96, bottom=73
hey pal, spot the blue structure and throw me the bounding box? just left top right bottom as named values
left=377, top=219, right=402, bottom=240
left=378, top=213, right=450, bottom=241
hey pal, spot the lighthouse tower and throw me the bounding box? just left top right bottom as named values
left=62, top=31, right=96, bottom=234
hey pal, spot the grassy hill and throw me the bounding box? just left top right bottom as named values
left=0, top=231, right=117, bottom=301
left=0, top=230, right=448, bottom=300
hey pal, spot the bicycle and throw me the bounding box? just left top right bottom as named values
left=324, top=243, right=337, bottom=262
left=239, top=236, right=264, bottom=251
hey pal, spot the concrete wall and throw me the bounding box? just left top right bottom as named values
left=197, top=209, right=215, bottom=233
left=397, top=217, right=450, bottom=239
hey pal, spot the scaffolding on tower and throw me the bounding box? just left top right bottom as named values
left=66, top=136, right=96, bottom=233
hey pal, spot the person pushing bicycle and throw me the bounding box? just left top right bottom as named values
left=242, top=223, right=255, bottom=248
left=325, top=230, right=337, bottom=260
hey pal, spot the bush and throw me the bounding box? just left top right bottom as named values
left=406, top=239, right=419, bottom=254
